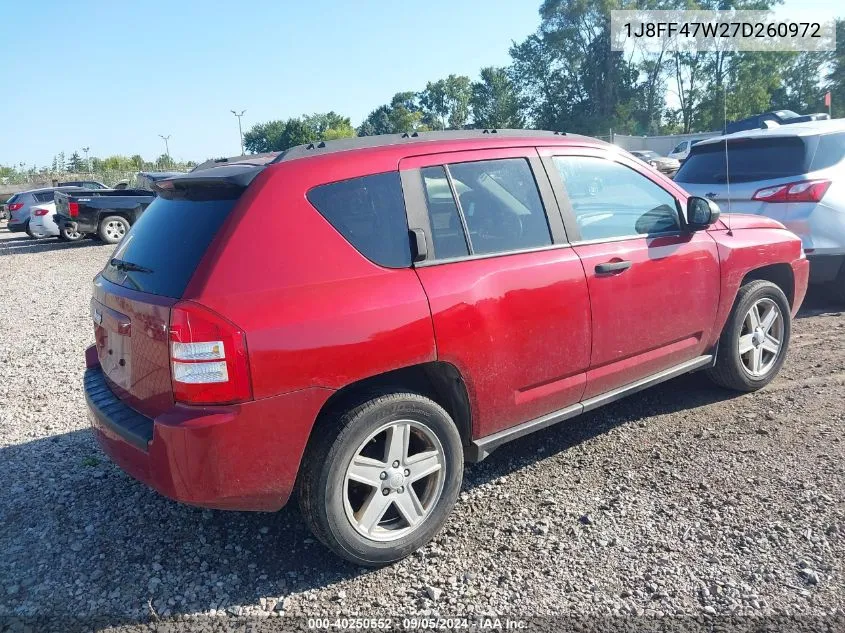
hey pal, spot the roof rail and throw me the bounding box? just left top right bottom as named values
left=271, top=129, right=568, bottom=164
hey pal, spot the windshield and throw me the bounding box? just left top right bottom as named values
left=100, top=196, right=238, bottom=297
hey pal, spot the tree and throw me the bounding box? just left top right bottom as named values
left=243, top=120, right=288, bottom=153
left=470, top=67, right=524, bottom=129
left=66, top=151, right=84, bottom=172
left=243, top=112, right=356, bottom=153
left=358, top=105, right=394, bottom=136
left=825, top=19, right=845, bottom=118
left=509, top=0, right=639, bottom=135
left=419, top=75, right=473, bottom=130
left=357, top=93, right=429, bottom=136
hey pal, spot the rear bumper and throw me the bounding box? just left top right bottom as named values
left=7, top=221, right=27, bottom=232
left=807, top=253, right=844, bottom=284
left=57, top=214, right=97, bottom=234
left=85, top=357, right=332, bottom=511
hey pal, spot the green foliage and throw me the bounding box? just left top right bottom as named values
left=470, top=67, right=524, bottom=129
left=826, top=19, right=845, bottom=118
left=419, top=75, right=473, bottom=130
left=66, top=151, right=84, bottom=173
left=243, top=112, right=356, bottom=153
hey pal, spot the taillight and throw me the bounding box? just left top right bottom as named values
left=8, top=203, right=23, bottom=211
left=752, top=179, right=832, bottom=203
left=169, top=302, right=252, bottom=405
left=33, top=208, right=50, bottom=216
left=68, top=202, right=79, bottom=217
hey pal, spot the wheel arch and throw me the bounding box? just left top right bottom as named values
left=740, top=263, right=795, bottom=307
left=308, top=361, right=473, bottom=451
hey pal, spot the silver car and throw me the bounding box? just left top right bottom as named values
left=6, top=186, right=84, bottom=235
left=675, top=120, right=845, bottom=300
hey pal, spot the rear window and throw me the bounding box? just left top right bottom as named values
left=307, top=171, right=411, bottom=268
left=6, top=194, right=19, bottom=204
left=676, top=136, right=810, bottom=183
left=100, top=197, right=237, bottom=298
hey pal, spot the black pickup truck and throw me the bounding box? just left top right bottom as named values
left=53, top=172, right=182, bottom=243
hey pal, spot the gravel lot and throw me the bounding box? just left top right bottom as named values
left=1, top=226, right=844, bottom=630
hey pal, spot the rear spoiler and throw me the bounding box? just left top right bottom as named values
left=153, top=164, right=265, bottom=200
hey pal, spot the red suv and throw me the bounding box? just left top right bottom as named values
left=84, top=130, right=809, bottom=565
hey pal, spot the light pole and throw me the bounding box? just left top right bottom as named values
left=159, top=134, right=171, bottom=167
left=231, top=109, right=246, bottom=155
left=82, top=146, right=91, bottom=175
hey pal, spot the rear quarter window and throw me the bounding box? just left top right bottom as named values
left=307, top=171, right=411, bottom=268
left=810, top=133, right=845, bottom=171
left=676, top=136, right=809, bottom=184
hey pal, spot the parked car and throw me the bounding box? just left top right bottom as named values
left=674, top=119, right=845, bottom=301
left=53, top=172, right=181, bottom=244
left=83, top=130, right=808, bottom=565
left=667, top=138, right=708, bottom=163
left=58, top=180, right=109, bottom=189
left=724, top=109, right=830, bottom=134
left=629, top=150, right=680, bottom=175
left=28, top=202, right=57, bottom=238
left=5, top=186, right=83, bottom=235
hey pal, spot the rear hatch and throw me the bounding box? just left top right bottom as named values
left=91, top=166, right=261, bottom=418
left=675, top=135, right=818, bottom=220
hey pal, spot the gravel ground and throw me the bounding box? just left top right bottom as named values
left=1, top=226, right=844, bottom=630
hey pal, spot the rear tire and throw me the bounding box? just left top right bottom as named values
left=298, top=393, right=463, bottom=566
left=25, top=220, right=35, bottom=239
left=59, top=224, right=83, bottom=242
left=97, top=216, right=130, bottom=244
left=706, top=280, right=791, bottom=392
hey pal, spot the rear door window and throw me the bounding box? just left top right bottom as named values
left=101, top=197, right=238, bottom=298
left=307, top=171, right=411, bottom=268
left=676, top=136, right=809, bottom=183
left=33, top=191, right=55, bottom=203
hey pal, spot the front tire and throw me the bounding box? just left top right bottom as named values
left=707, top=280, right=791, bottom=391
left=97, top=216, right=130, bottom=244
left=298, top=393, right=463, bottom=566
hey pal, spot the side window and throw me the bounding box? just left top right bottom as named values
left=672, top=142, right=687, bottom=154
left=420, top=166, right=470, bottom=259
left=34, top=191, right=55, bottom=203
left=307, top=171, right=412, bottom=268
left=445, top=158, right=552, bottom=256
left=553, top=156, right=680, bottom=242
left=811, top=132, right=845, bottom=171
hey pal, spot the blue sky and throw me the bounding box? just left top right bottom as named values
left=0, top=0, right=841, bottom=167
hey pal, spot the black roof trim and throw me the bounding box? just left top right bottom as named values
left=271, top=129, right=567, bottom=164
left=153, top=163, right=265, bottom=196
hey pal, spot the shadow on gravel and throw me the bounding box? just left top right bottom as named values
left=0, top=371, right=744, bottom=621
left=0, top=236, right=106, bottom=255
left=796, top=285, right=844, bottom=319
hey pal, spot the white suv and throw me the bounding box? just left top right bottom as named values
left=675, top=120, right=845, bottom=301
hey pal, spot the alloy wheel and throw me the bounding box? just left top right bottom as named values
left=738, top=297, right=783, bottom=377
left=343, top=420, right=445, bottom=542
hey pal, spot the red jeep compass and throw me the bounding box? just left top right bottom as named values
left=84, top=130, right=809, bottom=565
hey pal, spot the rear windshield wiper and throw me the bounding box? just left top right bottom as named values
left=110, top=258, right=153, bottom=274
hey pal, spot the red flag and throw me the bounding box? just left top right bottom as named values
left=824, top=91, right=831, bottom=107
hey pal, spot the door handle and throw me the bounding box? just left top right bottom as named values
left=595, top=260, right=632, bottom=275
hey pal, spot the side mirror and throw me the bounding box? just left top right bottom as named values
left=686, top=196, right=721, bottom=230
